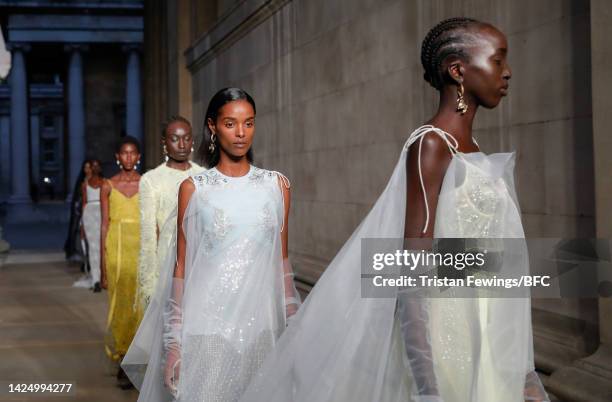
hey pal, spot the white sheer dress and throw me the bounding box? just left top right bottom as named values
left=239, top=126, right=549, bottom=402
left=123, top=164, right=300, bottom=402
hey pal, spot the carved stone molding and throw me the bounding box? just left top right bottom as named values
left=185, top=0, right=291, bottom=72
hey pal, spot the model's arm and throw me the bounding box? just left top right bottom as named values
left=99, top=180, right=111, bottom=289
left=400, top=133, right=451, bottom=401
left=404, top=133, right=451, bottom=240
left=277, top=175, right=300, bottom=321
left=174, top=178, right=194, bottom=280
left=137, top=175, right=158, bottom=308
left=163, top=178, right=195, bottom=395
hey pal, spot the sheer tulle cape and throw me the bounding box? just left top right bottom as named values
left=240, top=133, right=544, bottom=401
left=176, top=188, right=285, bottom=401
left=240, top=141, right=409, bottom=402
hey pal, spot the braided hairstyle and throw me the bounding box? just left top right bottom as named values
left=421, top=17, right=482, bottom=90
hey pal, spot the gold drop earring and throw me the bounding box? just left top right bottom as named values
left=209, top=133, right=216, bottom=154
left=457, top=83, right=468, bottom=115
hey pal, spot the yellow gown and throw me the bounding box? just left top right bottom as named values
left=104, top=182, right=141, bottom=361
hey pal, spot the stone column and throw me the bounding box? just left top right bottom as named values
left=547, top=1, right=612, bottom=400
left=143, top=0, right=169, bottom=170
left=65, top=44, right=87, bottom=201
left=124, top=45, right=143, bottom=145
left=8, top=43, right=31, bottom=206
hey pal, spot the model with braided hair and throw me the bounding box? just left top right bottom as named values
left=399, top=17, right=548, bottom=402
left=406, top=16, right=510, bottom=238
left=239, top=18, right=549, bottom=402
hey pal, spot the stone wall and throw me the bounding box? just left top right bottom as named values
left=186, top=0, right=594, bottom=277
left=145, top=0, right=612, bottom=399
left=143, top=0, right=218, bottom=169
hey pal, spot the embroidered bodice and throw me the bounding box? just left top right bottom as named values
left=437, top=155, right=519, bottom=238
left=405, top=125, right=521, bottom=239
left=191, top=165, right=285, bottom=259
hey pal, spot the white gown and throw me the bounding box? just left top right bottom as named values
left=84, top=185, right=101, bottom=284
left=240, top=126, right=548, bottom=402
left=123, top=165, right=300, bottom=402
left=74, top=184, right=101, bottom=288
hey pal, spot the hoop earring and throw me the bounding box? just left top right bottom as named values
left=116, top=159, right=123, bottom=170
left=163, top=145, right=169, bottom=162
left=209, top=133, right=216, bottom=154
left=457, top=83, right=468, bottom=115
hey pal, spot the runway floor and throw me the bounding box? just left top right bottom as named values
left=0, top=250, right=138, bottom=402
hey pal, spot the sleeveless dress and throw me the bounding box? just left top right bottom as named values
left=137, top=162, right=204, bottom=309
left=123, top=164, right=300, bottom=402
left=239, top=126, right=548, bottom=402
left=105, top=182, right=141, bottom=361
left=410, top=128, right=535, bottom=401
left=83, top=184, right=101, bottom=284
left=179, top=165, right=288, bottom=401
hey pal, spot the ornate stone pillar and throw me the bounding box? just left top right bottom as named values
left=7, top=43, right=31, bottom=206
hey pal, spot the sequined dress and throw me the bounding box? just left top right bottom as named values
left=425, top=148, right=533, bottom=402
left=124, top=164, right=300, bottom=402
left=239, top=126, right=546, bottom=402
left=175, top=165, right=291, bottom=402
